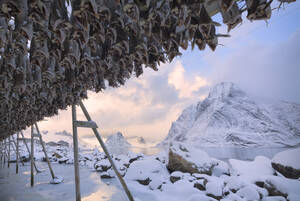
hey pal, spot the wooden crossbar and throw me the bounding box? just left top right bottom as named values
left=70, top=101, right=134, bottom=201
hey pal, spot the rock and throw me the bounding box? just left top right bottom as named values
left=57, top=140, right=69, bottom=147
left=94, top=160, right=111, bottom=172
left=124, top=158, right=169, bottom=186
left=167, top=143, right=216, bottom=175
left=212, top=159, right=230, bottom=177
left=52, top=152, right=63, bottom=159
left=100, top=170, right=114, bottom=179
left=271, top=148, right=300, bottom=179
left=271, top=163, right=300, bottom=179
left=194, top=180, right=206, bottom=191
left=47, top=141, right=59, bottom=146
left=170, top=171, right=184, bottom=183
left=137, top=178, right=151, bottom=185
left=264, top=180, right=287, bottom=198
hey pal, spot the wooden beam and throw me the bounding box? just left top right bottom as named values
left=32, top=134, right=41, bottom=138
left=74, top=120, right=98, bottom=128
left=72, top=105, right=81, bottom=201
left=34, top=123, right=55, bottom=180
left=31, top=126, right=34, bottom=187
left=79, top=101, right=134, bottom=201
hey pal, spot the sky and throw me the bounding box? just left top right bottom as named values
left=30, top=2, right=300, bottom=144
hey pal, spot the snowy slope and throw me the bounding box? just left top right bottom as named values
left=163, top=82, right=300, bottom=148
left=105, top=132, right=132, bottom=155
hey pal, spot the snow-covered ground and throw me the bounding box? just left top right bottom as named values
left=1, top=139, right=300, bottom=201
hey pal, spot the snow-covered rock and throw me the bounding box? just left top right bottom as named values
left=105, top=132, right=131, bottom=155
left=206, top=180, right=224, bottom=199
left=271, top=148, right=300, bottom=179
left=167, top=143, right=216, bottom=175
left=162, top=82, right=300, bottom=148
left=236, top=186, right=260, bottom=200
left=125, top=158, right=169, bottom=186
left=264, top=176, right=300, bottom=201
left=229, top=156, right=275, bottom=177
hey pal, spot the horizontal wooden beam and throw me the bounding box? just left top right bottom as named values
left=74, top=120, right=98, bottom=128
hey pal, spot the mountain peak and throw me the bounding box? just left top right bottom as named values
left=207, top=82, right=245, bottom=100
left=162, top=83, right=300, bottom=148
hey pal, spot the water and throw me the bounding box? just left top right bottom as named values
left=131, top=144, right=291, bottom=160
left=191, top=146, right=290, bottom=160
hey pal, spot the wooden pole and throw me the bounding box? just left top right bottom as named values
left=79, top=101, right=134, bottom=201
left=0, top=140, right=2, bottom=163
left=11, top=136, right=24, bottom=166
left=72, top=105, right=81, bottom=201
left=31, top=126, right=34, bottom=187
left=34, top=123, right=55, bottom=179
left=4, top=138, right=6, bottom=164
left=8, top=136, right=10, bottom=168
left=20, top=131, right=39, bottom=172
left=0, top=140, right=3, bottom=164
left=16, top=134, right=19, bottom=173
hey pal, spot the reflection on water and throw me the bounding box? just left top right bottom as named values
left=130, top=146, right=160, bottom=156
left=82, top=185, right=115, bottom=201
left=197, top=146, right=290, bottom=160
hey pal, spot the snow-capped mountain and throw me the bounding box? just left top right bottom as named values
left=105, top=132, right=132, bottom=155
left=162, top=82, right=300, bottom=147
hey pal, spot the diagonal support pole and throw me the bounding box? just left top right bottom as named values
left=34, top=123, right=56, bottom=180
left=11, top=135, right=24, bottom=167
left=20, top=131, right=39, bottom=172
left=78, top=101, right=134, bottom=201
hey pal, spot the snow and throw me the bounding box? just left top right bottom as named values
left=162, top=82, right=300, bottom=156
left=105, top=132, right=131, bottom=155
left=187, top=194, right=217, bottom=201
left=236, top=186, right=260, bottom=200
left=262, top=196, right=287, bottom=201
left=206, top=180, right=224, bottom=197
left=125, top=158, right=169, bottom=182
left=169, top=143, right=216, bottom=172
left=229, top=156, right=275, bottom=176
left=2, top=138, right=300, bottom=201
left=272, top=147, right=300, bottom=169
left=264, top=176, right=300, bottom=201
left=50, top=175, right=64, bottom=184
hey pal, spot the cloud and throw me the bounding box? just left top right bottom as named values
left=36, top=60, right=209, bottom=142
left=168, top=61, right=210, bottom=98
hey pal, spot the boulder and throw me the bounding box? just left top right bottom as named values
left=271, top=148, right=300, bottom=179
left=167, top=143, right=216, bottom=175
